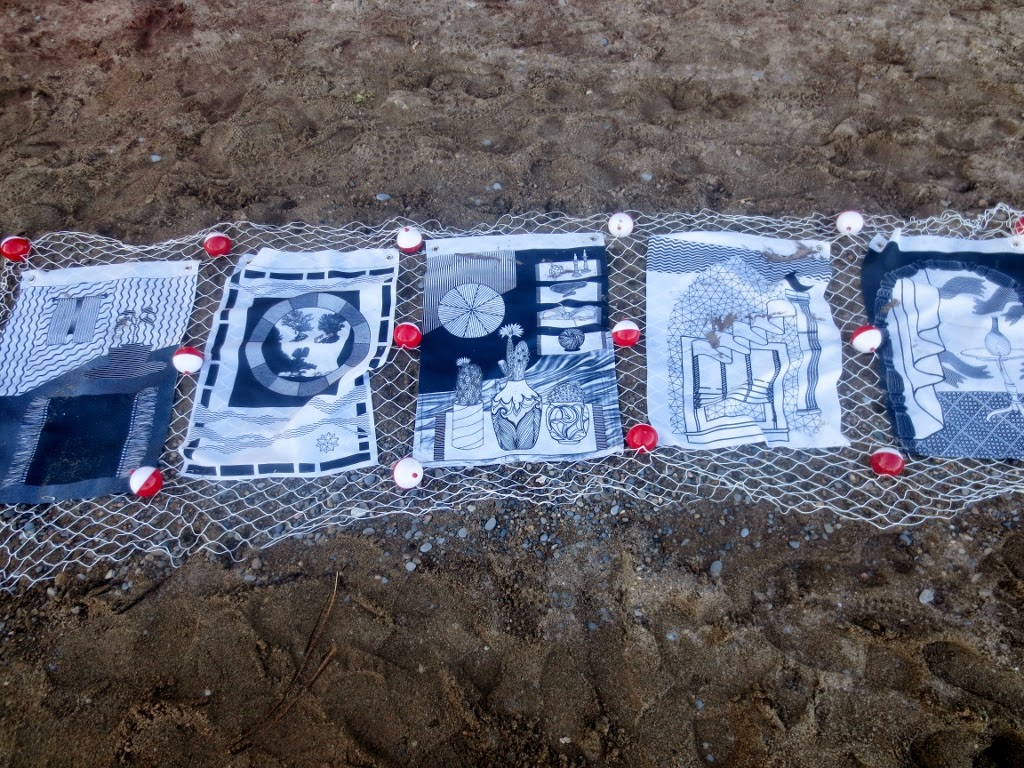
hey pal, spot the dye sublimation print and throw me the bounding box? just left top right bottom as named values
left=181, top=248, right=397, bottom=478
left=863, top=231, right=1024, bottom=459
left=413, top=233, right=623, bottom=467
left=0, top=261, right=197, bottom=503
left=647, top=232, right=847, bottom=450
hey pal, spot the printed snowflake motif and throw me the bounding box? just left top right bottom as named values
left=316, top=432, right=339, bottom=453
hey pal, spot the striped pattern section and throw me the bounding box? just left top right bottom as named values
left=45, top=295, right=105, bottom=345
left=648, top=238, right=831, bottom=282
left=422, top=251, right=517, bottom=334
left=433, top=413, right=447, bottom=462
left=116, top=387, right=158, bottom=477
left=0, top=397, right=50, bottom=488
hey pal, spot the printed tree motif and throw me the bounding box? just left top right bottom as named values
left=316, top=311, right=347, bottom=343
left=281, top=310, right=313, bottom=341
left=113, top=307, right=155, bottom=346
left=114, top=307, right=156, bottom=345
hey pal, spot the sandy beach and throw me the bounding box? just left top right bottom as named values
left=2, top=1, right=1024, bottom=765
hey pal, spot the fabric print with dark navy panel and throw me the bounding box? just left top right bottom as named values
left=0, top=261, right=197, bottom=503
left=863, top=231, right=1024, bottom=458
left=413, top=232, right=623, bottom=467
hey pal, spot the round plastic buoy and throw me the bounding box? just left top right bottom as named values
left=396, top=226, right=424, bottom=255
left=393, top=457, right=424, bottom=489
left=203, top=232, right=232, bottom=258
left=612, top=319, right=641, bottom=347
left=1015, top=217, right=1024, bottom=236
left=394, top=322, right=422, bottom=349
left=608, top=212, right=634, bottom=238
left=130, top=466, right=164, bottom=497
left=851, top=325, right=883, bottom=353
left=870, top=448, right=905, bottom=477
left=626, top=424, right=658, bottom=452
left=172, top=346, right=204, bottom=374
left=836, top=211, right=865, bottom=236
left=1, top=236, right=31, bottom=263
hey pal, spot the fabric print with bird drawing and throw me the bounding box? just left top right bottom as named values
left=863, top=230, right=1024, bottom=458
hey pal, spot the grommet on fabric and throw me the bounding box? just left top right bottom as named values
left=836, top=211, right=865, bottom=236
left=393, top=456, right=424, bottom=489
left=203, top=232, right=232, bottom=258
left=172, top=346, right=204, bottom=374
left=1, top=236, right=31, bottom=262
left=396, top=226, right=424, bottom=255
left=850, top=325, right=883, bottom=353
left=394, top=322, right=423, bottom=349
left=870, top=448, right=905, bottom=477
left=608, top=212, right=634, bottom=238
left=130, top=466, right=164, bottom=497
left=626, top=424, right=658, bottom=452
left=612, top=319, right=641, bottom=347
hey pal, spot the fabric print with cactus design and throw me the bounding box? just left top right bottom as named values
left=413, top=233, right=623, bottom=467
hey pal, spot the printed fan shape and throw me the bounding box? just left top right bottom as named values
left=438, top=283, right=505, bottom=338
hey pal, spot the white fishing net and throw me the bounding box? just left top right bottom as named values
left=1, top=206, right=1022, bottom=589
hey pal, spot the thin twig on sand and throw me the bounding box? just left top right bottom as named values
left=229, top=573, right=340, bottom=754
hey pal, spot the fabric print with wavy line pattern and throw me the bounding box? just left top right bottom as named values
left=646, top=232, right=847, bottom=451
left=0, top=261, right=197, bottom=503
left=180, top=247, right=397, bottom=479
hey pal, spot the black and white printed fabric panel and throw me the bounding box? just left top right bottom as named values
left=181, top=248, right=397, bottom=478
left=413, top=233, right=624, bottom=467
left=0, top=261, right=197, bottom=503
left=646, top=232, right=847, bottom=451
left=863, top=231, right=1024, bottom=459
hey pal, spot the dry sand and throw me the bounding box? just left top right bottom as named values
left=2, top=1, right=1024, bottom=765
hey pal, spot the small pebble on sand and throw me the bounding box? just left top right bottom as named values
left=405, top=561, right=417, bottom=572
left=789, top=540, right=801, bottom=549
left=458, top=527, right=468, bottom=538
left=709, top=560, right=723, bottom=577
left=484, top=517, right=497, bottom=532
left=919, top=588, right=935, bottom=605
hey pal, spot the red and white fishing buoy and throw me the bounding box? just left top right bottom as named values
left=870, top=448, right=905, bottom=477
left=608, top=212, right=634, bottom=238
left=612, top=319, right=641, bottom=347
left=130, top=466, right=164, bottom=497
left=1, top=236, right=31, bottom=263
left=396, top=226, right=424, bottom=255
left=203, top=232, right=232, bottom=258
left=626, top=424, right=658, bottom=452
left=1014, top=217, right=1024, bottom=236
left=394, top=322, right=422, bottom=349
left=836, top=210, right=865, bottom=236
left=172, top=346, right=204, bottom=374
left=850, top=325, right=883, bottom=354
left=393, top=456, right=424, bottom=489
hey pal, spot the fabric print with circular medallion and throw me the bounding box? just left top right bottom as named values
left=245, top=293, right=371, bottom=398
